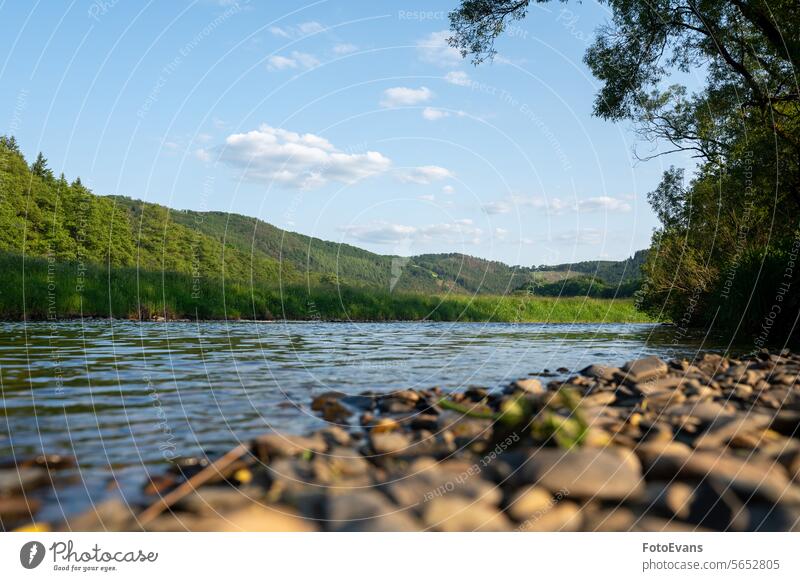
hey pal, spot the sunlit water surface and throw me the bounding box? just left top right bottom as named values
left=1, top=320, right=739, bottom=521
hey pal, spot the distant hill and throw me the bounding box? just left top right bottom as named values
left=535, top=250, right=648, bottom=284
left=0, top=138, right=645, bottom=295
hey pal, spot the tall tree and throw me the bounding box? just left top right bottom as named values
left=449, top=0, right=800, bottom=340
left=30, top=152, right=54, bottom=180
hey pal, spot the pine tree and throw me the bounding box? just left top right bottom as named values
left=0, top=135, right=20, bottom=153
left=30, top=152, right=53, bottom=180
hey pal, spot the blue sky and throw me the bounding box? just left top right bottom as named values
left=0, top=0, right=699, bottom=265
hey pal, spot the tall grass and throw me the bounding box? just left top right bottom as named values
left=0, top=253, right=652, bottom=323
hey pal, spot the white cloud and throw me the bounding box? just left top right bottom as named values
left=219, top=124, right=392, bottom=189
left=333, top=43, right=357, bottom=55
left=442, top=185, right=455, bottom=194
left=269, top=26, right=292, bottom=38
left=481, top=200, right=514, bottom=215
left=194, top=148, right=211, bottom=162
left=577, top=196, right=633, bottom=212
left=416, top=30, right=462, bottom=66
left=380, top=86, right=433, bottom=108
left=422, top=107, right=466, bottom=121
left=481, top=195, right=632, bottom=215
left=267, top=55, right=297, bottom=70
left=444, top=71, right=471, bottom=86
left=297, top=21, right=325, bottom=35
left=418, top=194, right=436, bottom=201
left=398, top=165, right=453, bottom=184
left=267, top=51, right=319, bottom=71
left=269, top=21, right=325, bottom=38
left=422, top=107, right=448, bottom=121
left=341, top=219, right=483, bottom=246
left=552, top=228, right=605, bottom=245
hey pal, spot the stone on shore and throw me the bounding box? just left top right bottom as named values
left=515, top=447, right=644, bottom=501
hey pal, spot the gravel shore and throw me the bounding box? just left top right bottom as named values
left=4, top=349, right=800, bottom=532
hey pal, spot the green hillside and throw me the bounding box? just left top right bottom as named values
left=0, top=137, right=647, bottom=321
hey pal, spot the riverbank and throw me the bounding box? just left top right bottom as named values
left=0, top=253, right=651, bottom=323
left=4, top=349, right=800, bottom=532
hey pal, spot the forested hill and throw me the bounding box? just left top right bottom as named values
left=0, top=138, right=643, bottom=294
left=537, top=250, right=648, bottom=284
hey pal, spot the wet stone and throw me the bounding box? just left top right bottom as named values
left=580, top=364, right=619, bottom=382
left=622, top=356, right=668, bottom=383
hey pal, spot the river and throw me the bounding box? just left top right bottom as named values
left=1, top=320, right=738, bottom=521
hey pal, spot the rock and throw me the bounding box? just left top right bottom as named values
left=173, top=486, right=254, bottom=515
left=145, top=504, right=316, bottom=532
left=438, top=411, right=492, bottom=439
left=516, top=500, right=582, bottom=531
left=0, top=496, right=40, bottom=518
left=644, top=481, right=694, bottom=519
left=511, top=378, right=544, bottom=394
left=581, top=505, right=637, bottom=531
left=504, top=486, right=554, bottom=521
left=219, top=504, right=316, bottom=532
left=635, top=516, right=712, bottom=532
left=685, top=480, right=749, bottom=531
left=378, top=398, right=416, bottom=414
left=324, top=447, right=372, bottom=480
left=423, top=495, right=511, bottom=531
left=388, top=389, right=420, bottom=403
left=64, top=498, right=135, bottom=532
left=317, top=426, right=352, bottom=447
left=622, top=356, right=668, bottom=382
left=580, top=364, right=619, bottom=382
left=581, top=391, right=616, bottom=407
left=311, top=391, right=345, bottom=411
left=634, top=440, right=692, bottom=479
left=646, top=449, right=800, bottom=504
left=633, top=375, right=683, bottom=395
left=321, top=400, right=352, bottom=423
left=515, top=447, right=644, bottom=500
left=340, top=394, right=376, bottom=411
left=252, top=432, right=326, bottom=461
left=410, top=414, right=439, bottom=431
left=691, top=414, right=773, bottom=449
left=327, top=490, right=420, bottom=531
left=0, top=467, right=48, bottom=495
left=665, top=401, right=737, bottom=423
left=370, top=432, right=412, bottom=456
left=384, top=459, right=502, bottom=510
left=370, top=418, right=401, bottom=433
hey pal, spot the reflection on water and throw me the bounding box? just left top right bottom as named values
left=0, top=320, right=736, bottom=520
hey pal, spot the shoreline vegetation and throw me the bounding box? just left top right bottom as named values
left=5, top=350, right=800, bottom=532
left=0, top=253, right=651, bottom=323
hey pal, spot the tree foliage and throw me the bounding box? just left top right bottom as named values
left=450, top=0, right=800, bottom=342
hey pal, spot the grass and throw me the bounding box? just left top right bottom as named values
left=0, top=253, right=653, bottom=323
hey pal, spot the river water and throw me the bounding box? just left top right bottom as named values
left=1, top=320, right=737, bottom=522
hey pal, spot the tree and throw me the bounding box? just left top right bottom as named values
left=30, top=152, right=54, bottom=180
left=0, top=135, right=20, bottom=154
left=449, top=0, right=800, bottom=340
